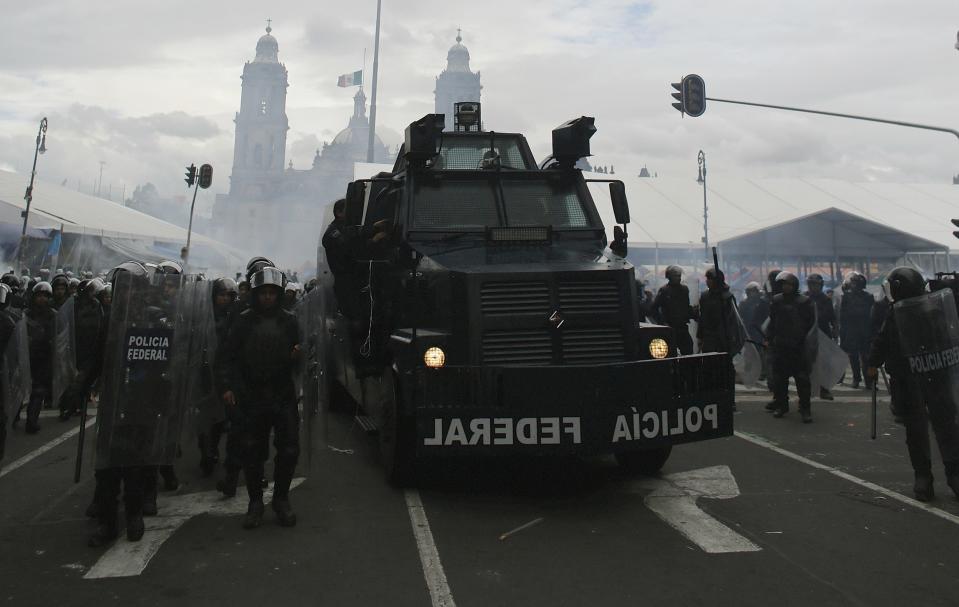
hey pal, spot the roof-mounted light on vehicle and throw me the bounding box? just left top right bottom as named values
left=551, top=116, right=596, bottom=169
left=405, top=113, right=446, bottom=166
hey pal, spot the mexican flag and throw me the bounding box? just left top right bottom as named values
left=337, top=70, right=363, bottom=87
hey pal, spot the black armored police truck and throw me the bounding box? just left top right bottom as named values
left=314, top=103, right=734, bottom=484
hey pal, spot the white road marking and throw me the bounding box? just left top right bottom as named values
left=404, top=490, right=456, bottom=607
left=635, top=465, right=762, bottom=554
left=84, top=478, right=305, bottom=579
left=735, top=431, right=959, bottom=527
left=0, top=418, right=96, bottom=479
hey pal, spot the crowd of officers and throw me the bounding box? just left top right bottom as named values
left=0, top=257, right=314, bottom=547
left=638, top=264, right=959, bottom=502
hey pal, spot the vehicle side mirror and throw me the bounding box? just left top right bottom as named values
left=609, top=181, right=630, bottom=225
left=611, top=225, right=628, bottom=257
left=345, top=181, right=367, bottom=225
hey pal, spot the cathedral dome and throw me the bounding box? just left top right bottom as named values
left=328, top=89, right=387, bottom=158
left=445, top=31, right=471, bottom=72
left=255, top=25, right=279, bottom=63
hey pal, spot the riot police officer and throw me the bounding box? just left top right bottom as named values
left=198, top=278, right=237, bottom=477
left=0, top=284, right=16, bottom=460
left=840, top=272, right=874, bottom=389
left=650, top=265, right=696, bottom=355
left=58, top=278, right=103, bottom=420
left=868, top=268, right=959, bottom=501
left=767, top=272, right=816, bottom=422
left=23, top=282, right=56, bottom=434
left=806, top=274, right=838, bottom=400
left=50, top=273, right=70, bottom=310
left=220, top=267, right=301, bottom=528
left=697, top=268, right=743, bottom=406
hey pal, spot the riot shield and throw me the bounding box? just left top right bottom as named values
left=296, top=286, right=327, bottom=467
left=52, top=296, right=78, bottom=408
left=3, top=317, right=32, bottom=421
left=177, top=280, right=221, bottom=442
left=94, top=271, right=189, bottom=469
left=734, top=341, right=762, bottom=386
left=894, top=289, right=959, bottom=408
left=809, top=329, right=847, bottom=395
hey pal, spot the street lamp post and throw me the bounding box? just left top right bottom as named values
left=19, top=117, right=48, bottom=274
left=697, top=150, right=708, bottom=262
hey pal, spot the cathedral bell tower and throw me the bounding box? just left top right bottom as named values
left=434, top=30, right=482, bottom=131
left=229, top=23, right=289, bottom=199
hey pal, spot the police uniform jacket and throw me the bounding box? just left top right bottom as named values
left=866, top=313, right=907, bottom=379
left=805, top=290, right=837, bottom=337
left=25, top=305, right=56, bottom=385
left=321, top=219, right=359, bottom=276
left=767, top=293, right=815, bottom=353
left=697, top=287, right=739, bottom=353
left=74, top=296, right=103, bottom=376
left=839, top=290, right=874, bottom=351
left=221, top=304, right=300, bottom=407
left=651, top=283, right=695, bottom=329
left=738, top=295, right=768, bottom=343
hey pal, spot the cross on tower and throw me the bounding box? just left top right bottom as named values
left=266, top=18, right=272, bottom=33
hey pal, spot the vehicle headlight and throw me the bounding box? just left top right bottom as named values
left=649, top=338, right=669, bottom=359
left=423, top=346, right=446, bottom=368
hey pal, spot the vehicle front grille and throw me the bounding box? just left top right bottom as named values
left=558, top=280, right=620, bottom=313
left=480, top=281, right=550, bottom=315
left=562, top=328, right=625, bottom=364
left=482, top=329, right=553, bottom=365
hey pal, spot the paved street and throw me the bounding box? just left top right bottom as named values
left=2, top=381, right=958, bottom=607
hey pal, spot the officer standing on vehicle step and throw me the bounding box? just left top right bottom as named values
left=868, top=268, right=959, bottom=501
left=805, top=274, right=838, bottom=400
left=840, top=272, right=874, bottom=389
left=767, top=272, right=816, bottom=422
left=650, top=265, right=696, bottom=355
left=220, top=267, right=301, bottom=528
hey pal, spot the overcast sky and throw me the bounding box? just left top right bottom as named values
left=1, top=0, right=958, bottom=206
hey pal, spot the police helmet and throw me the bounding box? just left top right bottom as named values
left=766, top=269, right=782, bottom=293
left=846, top=271, right=866, bottom=289
left=285, top=281, right=300, bottom=293
left=157, top=260, right=183, bottom=275
left=0, top=283, right=10, bottom=307
left=84, top=278, right=105, bottom=297
left=32, top=281, right=53, bottom=297
left=39, top=268, right=51, bottom=281
left=68, top=277, right=81, bottom=290
left=51, top=273, right=70, bottom=289
left=884, top=267, right=925, bottom=302
left=65, top=271, right=75, bottom=279
left=109, top=261, right=149, bottom=285
left=1, top=273, right=21, bottom=293
left=246, top=256, right=274, bottom=272
left=807, top=273, right=824, bottom=285
left=705, top=267, right=724, bottom=282
left=745, top=281, right=761, bottom=294
left=775, top=271, right=800, bottom=292
left=249, top=267, right=287, bottom=291
left=98, top=283, right=112, bottom=301
left=246, top=259, right=276, bottom=282
left=78, top=279, right=90, bottom=294
left=665, top=265, right=683, bottom=279
left=213, top=277, right=238, bottom=297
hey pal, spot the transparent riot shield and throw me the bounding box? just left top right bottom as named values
left=94, top=271, right=189, bottom=469
left=52, top=297, right=78, bottom=408
left=177, top=280, right=221, bottom=445
left=894, top=289, right=959, bottom=408
left=296, top=287, right=328, bottom=468
left=810, top=329, right=847, bottom=395
left=3, top=317, right=32, bottom=421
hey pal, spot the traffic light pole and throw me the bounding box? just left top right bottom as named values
left=183, top=181, right=199, bottom=271
left=705, top=96, right=959, bottom=141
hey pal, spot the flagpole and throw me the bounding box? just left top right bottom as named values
left=366, top=0, right=382, bottom=163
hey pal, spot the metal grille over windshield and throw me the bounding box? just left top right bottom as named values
left=412, top=181, right=500, bottom=229
left=501, top=181, right=589, bottom=228
left=434, top=138, right=527, bottom=170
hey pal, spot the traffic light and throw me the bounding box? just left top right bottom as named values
left=952, top=218, right=959, bottom=239
left=670, top=74, right=707, bottom=117
left=198, top=164, right=213, bottom=189
left=184, top=164, right=197, bottom=187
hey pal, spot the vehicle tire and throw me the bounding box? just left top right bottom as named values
left=615, top=446, right=672, bottom=475
left=379, top=373, right=415, bottom=487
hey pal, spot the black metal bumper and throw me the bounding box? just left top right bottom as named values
left=405, top=353, right=734, bottom=456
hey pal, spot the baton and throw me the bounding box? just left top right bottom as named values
left=870, top=381, right=878, bottom=441
left=74, top=396, right=88, bottom=483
